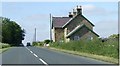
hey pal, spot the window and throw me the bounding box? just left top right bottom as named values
left=88, top=35, right=93, bottom=40
left=90, top=36, right=93, bottom=40
left=74, top=36, right=80, bottom=40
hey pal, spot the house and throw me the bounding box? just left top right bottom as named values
left=52, top=6, right=99, bottom=42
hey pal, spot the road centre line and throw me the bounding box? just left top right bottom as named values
left=33, top=53, right=38, bottom=57
left=30, top=51, right=33, bottom=53
left=39, top=58, right=48, bottom=65
left=25, top=47, right=48, bottom=65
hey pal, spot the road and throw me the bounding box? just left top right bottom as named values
left=1, top=47, right=118, bottom=66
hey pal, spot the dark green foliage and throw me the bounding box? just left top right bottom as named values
left=2, top=44, right=10, bottom=48
left=32, top=42, right=38, bottom=46
left=0, top=43, right=10, bottom=49
left=108, top=34, right=119, bottom=39
left=32, top=41, right=44, bottom=46
left=51, top=37, right=118, bottom=59
left=44, top=39, right=51, bottom=44
left=38, top=42, right=44, bottom=46
left=2, top=17, right=25, bottom=46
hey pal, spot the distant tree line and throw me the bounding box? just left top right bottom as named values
left=1, top=17, right=25, bottom=46
left=99, top=34, right=119, bottom=42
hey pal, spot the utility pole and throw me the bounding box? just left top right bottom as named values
left=50, top=13, right=52, bottom=42
left=35, top=28, right=36, bottom=42
left=33, top=28, right=36, bottom=42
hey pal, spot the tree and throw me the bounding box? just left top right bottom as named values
left=44, top=39, right=51, bottom=44
left=32, top=42, right=38, bottom=46
left=2, top=17, right=25, bottom=46
left=108, top=34, right=119, bottom=39
left=0, top=17, right=2, bottom=42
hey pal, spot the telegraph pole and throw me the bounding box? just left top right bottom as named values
left=50, top=14, right=52, bottom=42
left=33, top=28, right=36, bottom=42
left=35, top=28, right=36, bottom=42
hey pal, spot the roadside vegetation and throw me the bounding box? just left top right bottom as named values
left=0, top=43, right=10, bottom=53
left=32, top=39, right=52, bottom=46
left=33, top=34, right=119, bottom=63
left=50, top=38, right=118, bottom=59
left=0, top=17, right=25, bottom=46
left=50, top=34, right=119, bottom=63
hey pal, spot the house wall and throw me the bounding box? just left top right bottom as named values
left=80, top=19, right=93, bottom=30
left=52, top=27, right=55, bottom=42
left=54, top=28, right=64, bottom=42
left=69, top=27, right=98, bottom=41
left=66, top=15, right=93, bottom=34
left=69, top=27, right=89, bottom=40
left=80, top=31, right=98, bottom=40
left=64, top=28, right=70, bottom=42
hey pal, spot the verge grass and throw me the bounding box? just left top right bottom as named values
left=50, top=39, right=119, bottom=64
left=0, top=43, right=10, bottom=53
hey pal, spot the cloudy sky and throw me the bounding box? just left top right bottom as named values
left=2, top=2, right=118, bottom=45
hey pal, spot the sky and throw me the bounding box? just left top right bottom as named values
left=1, top=2, right=118, bottom=45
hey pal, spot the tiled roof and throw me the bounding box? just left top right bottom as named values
left=52, top=17, right=71, bottom=28
left=62, top=14, right=94, bottom=28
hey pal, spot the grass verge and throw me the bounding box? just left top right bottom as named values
left=0, top=47, right=10, bottom=54
left=48, top=47, right=118, bottom=64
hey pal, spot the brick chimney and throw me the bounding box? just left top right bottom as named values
left=77, top=5, right=82, bottom=15
left=69, top=12, right=73, bottom=18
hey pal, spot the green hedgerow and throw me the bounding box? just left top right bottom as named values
left=50, top=38, right=118, bottom=59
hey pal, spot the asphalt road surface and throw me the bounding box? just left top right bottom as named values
left=1, top=47, right=118, bottom=66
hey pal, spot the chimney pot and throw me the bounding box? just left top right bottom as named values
left=77, top=5, right=79, bottom=9
left=69, top=12, right=73, bottom=18
left=77, top=5, right=82, bottom=15
left=80, top=6, right=82, bottom=9
left=73, top=9, right=77, bottom=16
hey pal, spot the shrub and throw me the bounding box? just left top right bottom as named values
left=38, top=42, right=44, bottom=46
left=32, top=42, right=38, bottom=46
left=0, top=43, right=10, bottom=49
left=44, top=39, right=51, bottom=44
left=50, top=39, right=118, bottom=59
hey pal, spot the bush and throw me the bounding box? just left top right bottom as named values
left=32, top=42, right=38, bottom=46
left=51, top=39, right=118, bottom=59
left=44, top=39, right=52, bottom=44
left=38, top=42, right=44, bottom=46
left=32, top=41, right=44, bottom=46
left=0, top=43, right=10, bottom=49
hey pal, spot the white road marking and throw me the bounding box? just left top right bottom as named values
left=39, top=58, right=48, bottom=65
left=25, top=47, right=48, bottom=65
left=33, top=54, right=38, bottom=57
left=30, top=51, right=33, bottom=53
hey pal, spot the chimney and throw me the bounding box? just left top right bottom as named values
left=73, top=9, right=77, bottom=16
left=69, top=12, right=73, bottom=18
left=77, top=5, right=82, bottom=15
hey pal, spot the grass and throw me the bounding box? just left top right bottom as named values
left=50, top=39, right=119, bottom=64
left=0, top=48, right=9, bottom=53
left=0, top=43, right=10, bottom=49
left=49, top=47, right=118, bottom=64
left=0, top=42, right=10, bottom=53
